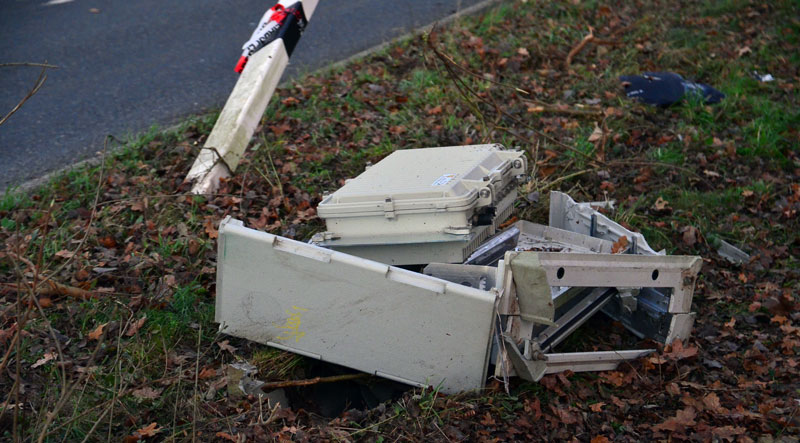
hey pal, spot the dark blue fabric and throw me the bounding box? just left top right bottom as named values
left=619, top=72, right=724, bottom=106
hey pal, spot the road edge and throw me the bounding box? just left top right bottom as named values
left=4, top=0, right=503, bottom=196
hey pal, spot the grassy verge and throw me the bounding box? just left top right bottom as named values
left=1, top=0, right=798, bottom=440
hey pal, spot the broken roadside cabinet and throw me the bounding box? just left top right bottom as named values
left=215, top=146, right=702, bottom=395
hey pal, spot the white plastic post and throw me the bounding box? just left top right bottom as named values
left=186, top=0, right=318, bottom=194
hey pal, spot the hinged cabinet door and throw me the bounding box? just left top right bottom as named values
left=216, top=218, right=497, bottom=394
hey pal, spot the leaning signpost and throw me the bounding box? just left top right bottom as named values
left=186, top=0, right=318, bottom=194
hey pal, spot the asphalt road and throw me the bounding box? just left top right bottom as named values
left=0, top=0, right=489, bottom=191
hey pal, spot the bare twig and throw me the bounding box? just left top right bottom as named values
left=79, top=403, right=112, bottom=443
left=106, top=313, right=133, bottom=442
left=8, top=200, right=64, bottom=439
left=36, top=333, right=106, bottom=443
left=534, top=168, right=594, bottom=193
left=609, top=16, right=652, bottom=38
left=60, top=371, right=92, bottom=442
left=192, top=324, right=201, bottom=443
left=199, top=146, right=233, bottom=175
left=606, top=159, right=710, bottom=184
left=565, top=27, right=595, bottom=67
left=266, top=149, right=285, bottom=202
left=1, top=280, right=96, bottom=300
left=430, top=46, right=530, bottom=95
left=171, top=363, right=183, bottom=441
left=426, top=32, right=602, bottom=163
left=0, top=62, right=58, bottom=69
left=523, top=100, right=603, bottom=117
left=0, top=64, right=50, bottom=127
left=597, top=117, right=609, bottom=162
left=260, top=373, right=370, bottom=390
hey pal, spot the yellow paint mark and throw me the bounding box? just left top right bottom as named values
left=274, top=305, right=308, bottom=342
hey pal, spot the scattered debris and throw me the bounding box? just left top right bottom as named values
left=215, top=147, right=702, bottom=394
left=227, top=362, right=264, bottom=398
left=619, top=72, right=725, bottom=106
left=714, top=238, right=750, bottom=265
left=751, top=71, right=774, bottom=82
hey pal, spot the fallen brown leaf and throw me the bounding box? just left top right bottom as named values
left=663, top=339, right=699, bottom=361
left=198, top=367, right=216, bottom=379
left=126, top=316, right=147, bottom=336
left=652, top=196, right=670, bottom=212
left=88, top=323, right=107, bottom=341
left=427, top=105, right=443, bottom=115
left=31, top=351, right=57, bottom=369
left=611, top=236, right=629, bottom=254
left=136, top=422, right=161, bottom=438
left=204, top=217, right=218, bottom=239
left=217, top=340, right=237, bottom=354
left=587, top=125, right=604, bottom=143
left=724, top=316, right=736, bottom=329
left=132, top=387, right=162, bottom=400
left=54, top=249, right=75, bottom=259
left=216, top=432, right=239, bottom=442
left=98, top=235, right=117, bottom=248
left=599, top=371, right=626, bottom=387
left=653, top=407, right=696, bottom=432
left=681, top=226, right=700, bottom=246
left=702, top=392, right=728, bottom=414
left=270, top=123, right=291, bottom=135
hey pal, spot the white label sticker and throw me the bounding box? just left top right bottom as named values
left=431, top=174, right=457, bottom=186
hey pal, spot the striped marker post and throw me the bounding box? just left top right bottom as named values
left=186, top=0, right=318, bottom=194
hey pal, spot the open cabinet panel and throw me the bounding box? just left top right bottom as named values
left=216, top=217, right=498, bottom=394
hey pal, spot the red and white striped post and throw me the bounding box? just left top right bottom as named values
left=186, top=0, right=318, bottom=194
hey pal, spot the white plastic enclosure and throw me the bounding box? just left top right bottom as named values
left=313, top=144, right=527, bottom=264
left=216, top=217, right=497, bottom=394
left=317, top=144, right=526, bottom=236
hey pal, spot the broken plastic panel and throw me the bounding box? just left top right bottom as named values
left=423, top=263, right=497, bottom=291
left=549, top=191, right=662, bottom=255
left=463, top=226, right=520, bottom=266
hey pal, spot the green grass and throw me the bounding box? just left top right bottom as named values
left=701, top=0, right=750, bottom=16
left=146, top=283, right=214, bottom=342
left=649, top=144, right=685, bottom=165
